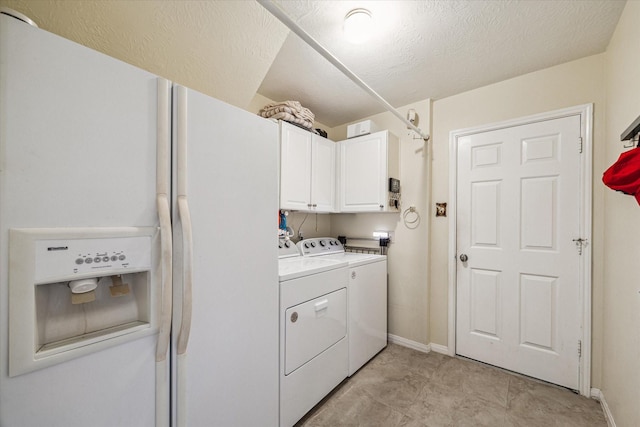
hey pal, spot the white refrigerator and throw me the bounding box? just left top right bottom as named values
left=0, top=12, right=279, bottom=427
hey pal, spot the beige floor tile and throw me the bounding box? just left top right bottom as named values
left=295, top=344, right=606, bottom=427
left=301, top=386, right=405, bottom=427
left=431, top=356, right=511, bottom=408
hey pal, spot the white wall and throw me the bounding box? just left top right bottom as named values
left=330, top=99, right=432, bottom=344
left=601, top=1, right=640, bottom=425
left=430, top=54, right=607, bottom=386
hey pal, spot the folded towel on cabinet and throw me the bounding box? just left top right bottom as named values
left=259, top=100, right=315, bottom=129
left=264, top=111, right=313, bottom=129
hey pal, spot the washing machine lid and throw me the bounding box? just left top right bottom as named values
left=278, top=257, right=347, bottom=281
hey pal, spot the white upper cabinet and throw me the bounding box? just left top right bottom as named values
left=311, top=135, right=337, bottom=211
left=279, top=121, right=335, bottom=212
left=280, top=122, right=312, bottom=210
left=338, top=130, right=399, bottom=212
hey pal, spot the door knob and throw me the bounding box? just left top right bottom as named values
left=459, top=254, right=468, bottom=262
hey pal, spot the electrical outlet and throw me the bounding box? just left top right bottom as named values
left=435, top=202, right=447, bottom=217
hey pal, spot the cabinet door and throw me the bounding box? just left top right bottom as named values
left=348, top=261, right=387, bottom=375
left=339, top=132, right=387, bottom=212
left=311, top=135, right=336, bottom=212
left=280, top=123, right=312, bottom=210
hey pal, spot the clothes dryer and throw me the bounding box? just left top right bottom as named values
left=278, top=239, right=348, bottom=427
left=297, top=238, right=387, bottom=376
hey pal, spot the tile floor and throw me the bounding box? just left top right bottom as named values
left=295, top=344, right=606, bottom=427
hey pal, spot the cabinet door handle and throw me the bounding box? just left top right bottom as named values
left=312, top=204, right=317, bottom=208
left=379, top=204, right=384, bottom=209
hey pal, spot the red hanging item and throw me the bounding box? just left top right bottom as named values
left=602, top=146, right=640, bottom=205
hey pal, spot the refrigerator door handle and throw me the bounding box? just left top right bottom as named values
left=156, top=78, right=173, bottom=363
left=176, top=85, right=193, bottom=356
left=155, top=77, right=172, bottom=427
left=155, top=194, right=172, bottom=427
left=174, top=85, right=192, bottom=427
left=176, top=195, right=193, bottom=355
left=156, top=194, right=173, bottom=360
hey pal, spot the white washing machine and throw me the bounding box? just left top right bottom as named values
left=278, top=239, right=349, bottom=427
left=297, top=238, right=388, bottom=376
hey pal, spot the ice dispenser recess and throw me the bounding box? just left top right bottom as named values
left=9, top=227, right=159, bottom=377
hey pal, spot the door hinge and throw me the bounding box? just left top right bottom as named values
left=578, top=340, right=582, bottom=358
left=578, top=137, right=583, bottom=153
left=572, top=238, right=588, bottom=255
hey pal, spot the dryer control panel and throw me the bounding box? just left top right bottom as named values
left=297, top=238, right=344, bottom=256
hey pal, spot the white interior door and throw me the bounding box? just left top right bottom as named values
left=455, top=115, right=583, bottom=390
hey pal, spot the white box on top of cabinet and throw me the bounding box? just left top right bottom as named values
left=338, top=130, right=399, bottom=212
left=279, top=121, right=336, bottom=212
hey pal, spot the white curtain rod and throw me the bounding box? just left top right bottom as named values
left=257, top=0, right=430, bottom=142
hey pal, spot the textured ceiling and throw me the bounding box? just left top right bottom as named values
left=0, top=0, right=289, bottom=109
left=0, top=0, right=626, bottom=128
left=258, top=0, right=626, bottom=126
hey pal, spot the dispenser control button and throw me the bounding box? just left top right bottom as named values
left=102, top=256, right=110, bottom=262
left=111, top=255, right=118, bottom=261
left=94, top=257, right=101, bottom=263
left=85, top=258, right=93, bottom=264
left=118, top=255, right=126, bottom=261
left=75, top=258, right=84, bottom=265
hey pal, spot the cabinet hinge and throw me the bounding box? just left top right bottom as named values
left=578, top=137, right=583, bottom=154
left=578, top=340, right=582, bottom=358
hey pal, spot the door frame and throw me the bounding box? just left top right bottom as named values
left=447, top=104, right=593, bottom=396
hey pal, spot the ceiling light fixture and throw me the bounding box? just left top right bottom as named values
left=343, top=8, right=373, bottom=44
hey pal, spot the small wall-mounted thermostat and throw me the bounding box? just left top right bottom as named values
left=389, top=178, right=401, bottom=210
left=389, top=178, right=400, bottom=193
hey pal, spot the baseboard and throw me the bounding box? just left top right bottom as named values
left=387, top=334, right=431, bottom=353
left=591, top=388, right=616, bottom=427
left=429, top=343, right=449, bottom=355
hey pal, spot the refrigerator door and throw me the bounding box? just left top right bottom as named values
left=171, top=85, right=279, bottom=426
left=0, top=15, right=166, bottom=426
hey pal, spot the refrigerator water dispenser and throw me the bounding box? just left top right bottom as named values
left=8, top=227, right=159, bottom=377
